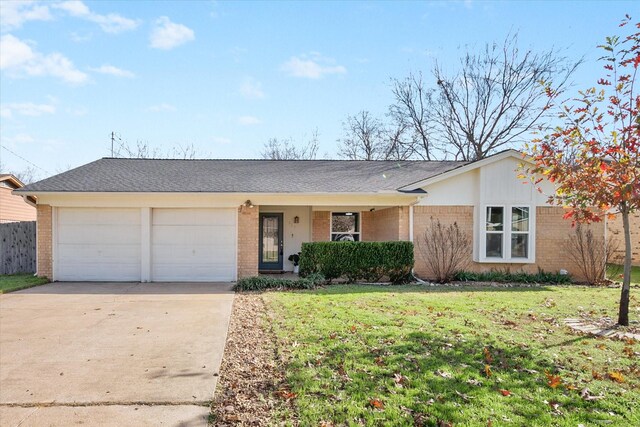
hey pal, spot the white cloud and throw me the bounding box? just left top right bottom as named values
left=281, top=52, right=347, bottom=79
left=52, top=1, right=139, bottom=34
left=0, top=1, right=52, bottom=31
left=149, top=17, right=194, bottom=50
left=89, top=64, right=135, bottom=78
left=0, top=34, right=88, bottom=84
left=237, top=115, right=262, bottom=126
left=146, top=103, right=176, bottom=112
left=240, top=78, right=265, bottom=99
left=0, top=102, right=56, bottom=119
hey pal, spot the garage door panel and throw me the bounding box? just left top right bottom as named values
left=152, top=225, right=234, bottom=245
left=151, top=208, right=236, bottom=282
left=56, top=208, right=141, bottom=282
left=153, top=209, right=235, bottom=226
left=58, top=208, right=141, bottom=225
left=58, top=225, right=141, bottom=245
left=57, top=263, right=140, bottom=282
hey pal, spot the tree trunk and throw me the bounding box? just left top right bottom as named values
left=617, top=205, right=632, bottom=326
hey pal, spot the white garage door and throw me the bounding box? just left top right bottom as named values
left=56, top=208, right=141, bottom=281
left=151, top=208, right=236, bottom=282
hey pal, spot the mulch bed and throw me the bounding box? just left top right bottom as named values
left=209, top=294, right=297, bottom=426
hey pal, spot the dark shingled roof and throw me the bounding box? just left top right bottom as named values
left=17, top=158, right=469, bottom=193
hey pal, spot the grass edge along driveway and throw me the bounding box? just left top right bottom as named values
left=0, top=274, right=49, bottom=293
left=264, top=285, right=639, bottom=426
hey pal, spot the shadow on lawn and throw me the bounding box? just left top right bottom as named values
left=286, top=327, right=622, bottom=425
left=309, top=283, right=555, bottom=295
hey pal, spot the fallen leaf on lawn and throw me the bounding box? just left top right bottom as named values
left=350, top=325, right=357, bottom=333
left=545, top=370, right=562, bottom=388
left=455, top=390, right=472, bottom=402
left=483, top=347, right=493, bottom=363
left=437, top=420, right=453, bottom=427
left=548, top=400, right=560, bottom=410
left=374, top=356, right=385, bottom=366
left=394, top=373, right=408, bottom=387
left=580, top=387, right=605, bottom=401
left=369, top=398, right=384, bottom=410
left=329, top=332, right=337, bottom=339
left=275, top=390, right=297, bottom=400
left=499, top=389, right=511, bottom=396
left=435, top=370, right=452, bottom=378
left=592, top=370, right=603, bottom=380
left=624, top=337, right=636, bottom=345
left=291, top=341, right=300, bottom=348
left=467, top=378, right=483, bottom=386
left=608, top=371, right=624, bottom=383
left=623, top=346, right=636, bottom=357
left=595, top=343, right=607, bottom=350
left=487, top=419, right=493, bottom=427
left=484, top=364, right=492, bottom=377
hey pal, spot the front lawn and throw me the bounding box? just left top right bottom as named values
left=0, top=274, right=49, bottom=293
left=607, top=264, right=640, bottom=284
left=265, top=285, right=639, bottom=426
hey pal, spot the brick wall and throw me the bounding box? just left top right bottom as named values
left=36, top=204, right=52, bottom=279
left=312, top=211, right=330, bottom=242
left=608, top=211, right=640, bottom=266
left=237, top=205, right=259, bottom=278
left=362, top=207, right=410, bottom=241
left=412, top=205, right=606, bottom=281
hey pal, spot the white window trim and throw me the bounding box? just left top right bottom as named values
left=478, top=204, right=536, bottom=263
left=330, top=211, right=361, bottom=241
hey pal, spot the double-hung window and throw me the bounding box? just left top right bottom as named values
left=482, top=206, right=533, bottom=262
left=331, top=212, right=360, bottom=241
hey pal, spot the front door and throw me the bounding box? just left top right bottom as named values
left=259, top=213, right=283, bottom=271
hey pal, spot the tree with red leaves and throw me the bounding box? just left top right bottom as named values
left=526, top=16, right=639, bottom=326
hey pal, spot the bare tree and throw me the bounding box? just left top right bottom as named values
left=261, top=129, right=320, bottom=160
left=417, top=218, right=472, bottom=283
left=111, top=138, right=201, bottom=159
left=337, top=111, right=388, bottom=160
left=432, top=34, right=580, bottom=160
left=389, top=72, right=438, bottom=160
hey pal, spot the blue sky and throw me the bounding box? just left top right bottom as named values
left=0, top=0, right=635, bottom=179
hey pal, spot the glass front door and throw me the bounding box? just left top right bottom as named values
left=259, top=213, right=283, bottom=271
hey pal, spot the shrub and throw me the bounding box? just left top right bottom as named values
left=453, top=268, right=571, bottom=284
left=234, top=273, right=325, bottom=291
left=416, top=218, right=472, bottom=283
left=299, top=241, right=414, bottom=284
left=564, top=224, right=620, bottom=285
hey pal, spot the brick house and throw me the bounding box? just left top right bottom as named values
left=0, top=174, right=36, bottom=223
left=15, top=150, right=608, bottom=282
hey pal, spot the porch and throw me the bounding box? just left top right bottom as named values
left=240, top=205, right=411, bottom=275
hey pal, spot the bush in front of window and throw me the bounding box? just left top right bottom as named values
left=299, top=241, right=414, bottom=284
left=453, top=269, right=572, bottom=284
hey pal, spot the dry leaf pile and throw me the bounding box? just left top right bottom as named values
left=210, top=294, right=297, bottom=426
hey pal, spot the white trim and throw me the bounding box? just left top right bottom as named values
left=400, top=150, right=530, bottom=191
left=52, top=207, right=58, bottom=281
left=478, top=204, right=536, bottom=263
left=330, top=211, right=361, bottom=241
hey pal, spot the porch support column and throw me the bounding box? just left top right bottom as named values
left=237, top=204, right=259, bottom=279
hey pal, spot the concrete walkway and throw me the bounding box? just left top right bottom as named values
left=0, top=282, right=235, bottom=426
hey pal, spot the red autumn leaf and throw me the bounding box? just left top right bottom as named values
left=545, top=370, right=562, bottom=388
left=369, top=398, right=384, bottom=410
left=499, top=389, right=511, bottom=396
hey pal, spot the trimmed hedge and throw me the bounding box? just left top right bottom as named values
left=234, top=273, right=325, bottom=291
left=453, top=269, right=571, bottom=284
left=299, top=241, right=414, bottom=284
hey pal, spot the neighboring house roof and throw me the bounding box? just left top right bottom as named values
left=17, top=158, right=470, bottom=194
left=1, top=174, right=36, bottom=204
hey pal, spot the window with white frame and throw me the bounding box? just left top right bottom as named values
left=331, top=212, right=360, bottom=241
left=482, top=206, right=533, bottom=261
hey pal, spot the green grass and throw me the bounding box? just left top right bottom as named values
left=607, top=264, right=640, bottom=284
left=0, top=274, right=49, bottom=293
left=265, top=285, right=639, bottom=426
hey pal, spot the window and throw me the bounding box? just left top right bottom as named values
left=482, top=206, right=532, bottom=261
left=331, top=212, right=360, bottom=241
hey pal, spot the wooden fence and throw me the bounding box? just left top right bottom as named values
left=0, top=221, right=36, bottom=275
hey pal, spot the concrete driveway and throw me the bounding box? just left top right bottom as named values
left=0, top=282, right=234, bottom=427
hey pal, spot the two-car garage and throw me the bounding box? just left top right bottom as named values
left=54, top=207, right=237, bottom=282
